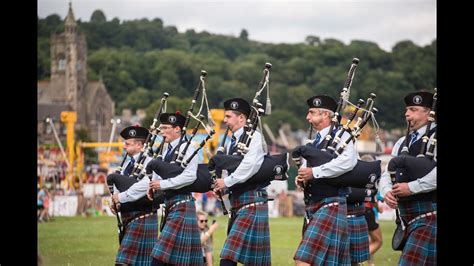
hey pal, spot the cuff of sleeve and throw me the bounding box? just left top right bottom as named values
left=408, top=181, right=420, bottom=194
left=223, top=175, right=233, bottom=188
left=380, top=187, right=391, bottom=198
left=160, top=180, right=171, bottom=190
left=311, top=167, right=322, bottom=179
left=118, top=192, right=127, bottom=203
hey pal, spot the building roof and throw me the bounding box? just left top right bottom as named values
left=38, top=103, right=72, bottom=122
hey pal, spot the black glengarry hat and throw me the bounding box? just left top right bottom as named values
left=404, top=91, right=434, bottom=108
left=120, top=125, right=149, bottom=140
left=159, top=112, right=186, bottom=128
left=224, top=98, right=251, bottom=117
left=306, top=95, right=337, bottom=112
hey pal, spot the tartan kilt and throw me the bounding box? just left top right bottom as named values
left=116, top=211, right=158, bottom=265
left=151, top=193, right=203, bottom=265
left=221, top=189, right=271, bottom=265
left=294, top=196, right=350, bottom=266
left=346, top=203, right=370, bottom=263
left=398, top=201, right=437, bottom=265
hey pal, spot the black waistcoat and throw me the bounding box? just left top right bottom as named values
left=303, top=132, right=348, bottom=205
left=396, top=128, right=436, bottom=203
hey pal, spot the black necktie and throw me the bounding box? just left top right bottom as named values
left=229, top=135, right=237, bottom=155
left=164, top=144, right=173, bottom=162
left=124, top=157, right=135, bottom=175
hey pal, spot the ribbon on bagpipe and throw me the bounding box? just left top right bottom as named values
left=147, top=70, right=216, bottom=193
left=292, top=58, right=382, bottom=189
left=387, top=88, right=437, bottom=185
left=171, top=70, right=214, bottom=163
left=209, top=63, right=290, bottom=189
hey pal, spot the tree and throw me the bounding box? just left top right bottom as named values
left=90, top=9, right=107, bottom=23
left=239, top=29, right=249, bottom=41
left=305, top=35, right=320, bottom=46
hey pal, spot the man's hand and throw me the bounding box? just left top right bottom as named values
left=149, top=180, right=161, bottom=191
left=295, top=176, right=305, bottom=191
left=297, top=167, right=314, bottom=182
left=147, top=188, right=154, bottom=201
left=213, top=178, right=227, bottom=193
left=111, top=194, right=120, bottom=213
left=392, top=183, right=412, bottom=197
left=110, top=198, right=117, bottom=215
left=384, top=191, right=398, bottom=209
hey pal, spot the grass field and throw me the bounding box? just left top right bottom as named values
left=38, top=216, right=401, bottom=265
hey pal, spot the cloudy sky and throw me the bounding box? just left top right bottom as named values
left=37, top=0, right=436, bottom=52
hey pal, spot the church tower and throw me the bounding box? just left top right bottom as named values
left=49, top=2, right=87, bottom=124
left=39, top=2, right=115, bottom=143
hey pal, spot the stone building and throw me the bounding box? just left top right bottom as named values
left=38, top=3, right=115, bottom=144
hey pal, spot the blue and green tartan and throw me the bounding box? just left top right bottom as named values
left=220, top=188, right=271, bottom=265
left=398, top=200, right=436, bottom=265
left=347, top=203, right=370, bottom=263
left=116, top=211, right=158, bottom=265
left=294, top=196, right=350, bottom=265
left=151, top=193, right=203, bottom=265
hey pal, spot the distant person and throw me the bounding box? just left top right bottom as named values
left=360, top=154, right=383, bottom=266
left=39, top=187, right=51, bottom=222
left=197, top=211, right=219, bottom=266
left=37, top=186, right=46, bottom=222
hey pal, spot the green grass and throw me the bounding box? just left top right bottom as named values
left=39, top=216, right=401, bottom=265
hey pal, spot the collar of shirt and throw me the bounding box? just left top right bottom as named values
left=232, top=127, right=244, bottom=140
left=167, top=138, right=181, bottom=153
left=317, top=125, right=332, bottom=141
left=413, top=122, right=436, bottom=140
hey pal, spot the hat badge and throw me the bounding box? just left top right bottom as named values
left=313, top=98, right=322, bottom=107
left=413, top=95, right=423, bottom=104
left=230, top=101, right=239, bottom=109
left=168, top=115, right=177, bottom=123
left=129, top=129, right=137, bottom=137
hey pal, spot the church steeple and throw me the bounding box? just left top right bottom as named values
left=65, top=1, right=77, bottom=34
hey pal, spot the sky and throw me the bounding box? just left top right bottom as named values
left=37, top=0, right=436, bottom=52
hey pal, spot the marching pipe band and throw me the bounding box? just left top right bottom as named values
left=99, top=57, right=438, bottom=265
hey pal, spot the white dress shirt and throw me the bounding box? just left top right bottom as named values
left=117, top=154, right=153, bottom=203
left=223, top=127, right=266, bottom=187
left=151, top=137, right=198, bottom=190
left=304, top=125, right=358, bottom=179
left=379, top=123, right=437, bottom=197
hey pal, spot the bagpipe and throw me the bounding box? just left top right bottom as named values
left=387, top=88, right=437, bottom=184
left=208, top=63, right=290, bottom=195
left=146, top=70, right=217, bottom=193
left=292, top=58, right=381, bottom=189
